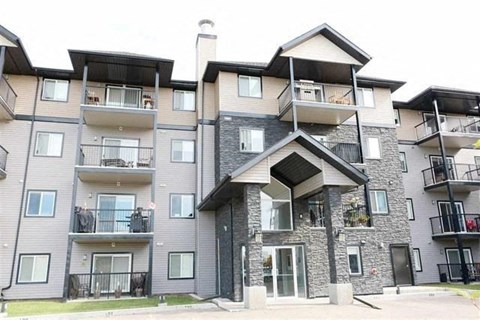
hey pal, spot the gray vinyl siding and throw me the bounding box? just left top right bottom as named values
left=81, top=126, right=154, bottom=148
left=196, top=211, right=217, bottom=296
left=76, top=183, right=151, bottom=209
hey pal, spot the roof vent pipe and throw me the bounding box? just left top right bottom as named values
left=198, top=19, right=215, bottom=35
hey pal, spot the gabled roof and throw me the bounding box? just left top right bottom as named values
left=0, top=25, right=35, bottom=75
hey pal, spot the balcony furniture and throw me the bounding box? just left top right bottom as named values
left=466, top=219, right=477, bottom=232
left=75, top=206, right=95, bottom=233
left=136, top=158, right=151, bottom=168
left=101, top=158, right=130, bottom=167
left=86, top=91, right=100, bottom=105
left=129, top=208, right=146, bottom=233
left=69, top=274, right=81, bottom=299
left=142, top=95, right=154, bottom=109
left=328, top=94, right=351, bottom=105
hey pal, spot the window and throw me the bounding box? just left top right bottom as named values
left=365, top=137, right=381, bottom=159
left=394, top=109, right=401, bottom=126
left=261, top=177, right=292, bottom=231
left=356, top=88, right=374, bottom=107
left=413, top=249, right=422, bottom=272
left=347, top=246, right=362, bottom=275
left=17, top=254, right=50, bottom=283
left=42, top=79, right=69, bottom=102
left=34, top=132, right=63, bottom=157
left=169, top=252, right=194, bottom=279
left=406, top=198, right=414, bottom=220
left=238, top=75, right=261, bottom=98
left=369, top=190, right=388, bottom=214
left=308, top=200, right=324, bottom=227
left=171, top=140, right=195, bottom=162
left=239, top=128, right=264, bottom=153
left=399, top=152, right=407, bottom=172
left=170, top=194, right=195, bottom=218
left=26, top=191, right=56, bottom=217
left=173, top=90, right=196, bottom=111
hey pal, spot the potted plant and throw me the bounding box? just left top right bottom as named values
left=94, top=282, right=101, bottom=299
left=357, top=214, right=370, bottom=227
left=114, top=282, right=122, bottom=299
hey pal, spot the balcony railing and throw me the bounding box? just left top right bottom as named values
left=430, top=213, right=480, bottom=236
left=73, top=207, right=151, bottom=234
left=320, top=141, right=361, bottom=163
left=415, top=116, right=480, bottom=141
left=83, top=85, right=156, bottom=110
left=0, top=145, right=8, bottom=172
left=68, top=272, right=148, bottom=299
left=422, top=163, right=480, bottom=187
left=437, top=263, right=479, bottom=282
left=343, top=205, right=371, bottom=227
left=79, top=144, right=154, bottom=168
left=0, top=76, right=17, bottom=113
left=278, top=81, right=354, bottom=114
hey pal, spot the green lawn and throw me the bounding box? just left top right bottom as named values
left=7, top=295, right=202, bottom=317
left=424, top=283, right=480, bottom=291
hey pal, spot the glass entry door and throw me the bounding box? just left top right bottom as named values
left=92, top=254, right=131, bottom=293
left=261, top=246, right=305, bottom=299
left=438, top=201, right=466, bottom=233
left=446, top=249, right=473, bottom=280
left=97, top=195, right=135, bottom=233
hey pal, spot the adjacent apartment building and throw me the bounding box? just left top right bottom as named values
left=2, top=20, right=460, bottom=306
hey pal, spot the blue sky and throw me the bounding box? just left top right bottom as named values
left=1, top=0, right=479, bottom=101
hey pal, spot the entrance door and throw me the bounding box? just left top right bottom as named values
left=446, top=249, right=473, bottom=280
left=102, top=138, right=139, bottom=168
left=430, top=156, right=455, bottom=183
left=423, top=113, right=447, bottom=135
left=438, top=201, right=466, bottom=233
left=97, top=194, right=135, bottom=233
left=92, top=254, right=132, bottom=293
left=261, top=246, right=305, bottom=299
left=391, top=245, right=413, bottom=286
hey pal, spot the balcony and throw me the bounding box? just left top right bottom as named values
left=68, top=272, right=148, bottom=299
left=278, top=81, right=360, bottom=125
left=77, top=144, right=154, bottom=184
left=414, top=116, right=480, bottom=148
left=437, top=263, right=480, bottom=282
left=0, top=76, right=16, bottom=120
left=81, top=85, right=156, bottom=128
left=421, top=163, right=480, bottom=192
left=0, top=145, right=7, bottom=179
left=71, top=207, right=152, bottom=243
left=320, top=141, right=362, bottom=164
left=343, top=205, right=372, bottom=228
left=430, top=214, right=480, bottom=239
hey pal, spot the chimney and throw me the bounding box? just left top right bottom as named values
left=196, top=19, right=217, bottom=81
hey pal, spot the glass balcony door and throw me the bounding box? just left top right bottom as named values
left=106, top=86, right=141, bottom=109
left=97, top=194, right=135, bottom=233
left=102, top=138, right=139, bottom=168
left=92, top=254, right=131, bottom=293
left=446, top=249, right=473, bottom=280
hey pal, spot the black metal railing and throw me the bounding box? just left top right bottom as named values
left=343, top=205, right=371, bottom=227
left=437, top=263, right=480, bottom=282
left=83, top=85, right=156, bottom=110
left=73, top=207, right=152, bottom=234
left=320, top=141, right=361, bottom=163
left=79, top=144, right=153, bottom=168
left=430, top=213, right=480, bottom=235
left=68, top=272, right=148, bottom=299
left=0, top=145, right=8, bottom=172
left=415, top=116, right=480, bottom=141
left=0, top=76, right=17, bottom=113
left=422, top=163, right=480, bottom=187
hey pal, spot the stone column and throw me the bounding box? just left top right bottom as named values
left=324, top=186, right=353, bottom=304
left=243, top=184, right=266, bottom=309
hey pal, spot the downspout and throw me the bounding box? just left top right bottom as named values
left=229, top=202, right=235, bottom=300
left=1, top=70, right=41, bottom=307
left=201, top=81, right=205, bottom=200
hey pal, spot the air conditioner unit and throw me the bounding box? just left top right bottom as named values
left=298, top=81, right=316, bottom=101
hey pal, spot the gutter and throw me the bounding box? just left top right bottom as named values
left=1, top=70, right=40, bottom=307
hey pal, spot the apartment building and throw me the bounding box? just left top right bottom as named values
left=395, top=88, right=480, bottom=285
left=1, top=21, right=416, bottom=307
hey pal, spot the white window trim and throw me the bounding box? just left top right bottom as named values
left=239, top=128, right=265, bottom=153
left=347, top=246, right=362, bottom=275
left=173, top=90, right=196, bottom=111
left=171, top=140, right=195, bottom=163
left=34, top=132, right=64, bottom=157
left=370, top=190, right=388, bottom=214
left=238, top=75, right=262, bottom=98
left=413, top=249, right=422, bottom=272
left=170, top=194, right=195, bottom=219
left=406, top=198, right=414, bottom=220
left=17, top=254, right=50, bottom=283
left=168, top=252, right=194, bottom=279
left=400, top=152, right=407, bottom=172
left=26, top=190, right=56, bottom=217
left=41, top=79, right=69, bottom=102
left=365, top=137, right=382, bottom=159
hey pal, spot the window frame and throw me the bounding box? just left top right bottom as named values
left=171, top=139, right=195, bottom=163
left=365, top=137, right=382, bottom=159
left=25, top=190, right=57, bottom=218
left=169, top=194, right=195, bottom=219
left=394, top=109, right=401, bottom=126
left=16, top=254, right=51, bottom=284
left=413, top=248, right=422, bottom=272
left=347, top=246, right=363, bottom=276
left=34, top=132, right=64, bottom=158
left=239, top=128, right=265, bottom=153
left=369, top=190, right=389, bottom=214
left=173, top=90, right=196, bottom=112
left=406, top=198, right=415, bottom=220
left=356, top=87, right=375, bottom=108
left=41, top=78, right=69, bottom=102
left=260, top=177, right=293, bottom=232
left=168, top=252, right=195, bottom=280
left=238, top=75, right=262, bottom=98
left=399, top=152, right=408, bottom=172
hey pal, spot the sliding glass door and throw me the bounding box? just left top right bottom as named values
left=92, top=254, right=132, bottom=293
left=97, top=194, right=135, bottom=233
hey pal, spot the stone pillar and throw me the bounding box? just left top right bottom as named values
left=243, top=184, right=266, bottom=309
left=324, top=186, right=353, bottom=305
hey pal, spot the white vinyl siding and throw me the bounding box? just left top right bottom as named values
left=356, top=88, right=374, bottom=107
left=173, top=90, right=196, bottom=111
left=35, top=132, right=63, bottom=157
left=239, top=128, right=264, bottom=153
left=238, top=75, right=262, bottom=98
left=42, top=79, right=69, bottom=102
left=18, top=255, right=49, bottom=283
left=169, top=253, right=194, bottom=279
left=365, top=137, right=381, bottom=159
left=347, top=246, right=362, bottom=275
left=26, top=191, right=56, bottom=217
left=170, top=194, right=195, bottom=218
left=369, top=190, right=388, bottom=214
left=171, top=140, right=194, bottom=162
